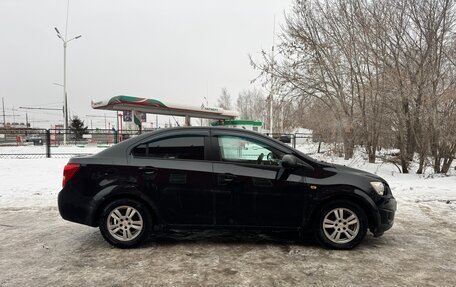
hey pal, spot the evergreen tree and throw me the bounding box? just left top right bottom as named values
left=69, top=116, right=88, bottom=141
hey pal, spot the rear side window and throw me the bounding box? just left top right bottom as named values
left=132, top=144, right=147, bottom=157
left=132, top=136, right=205, bottom=160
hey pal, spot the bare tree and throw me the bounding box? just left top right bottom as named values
left=217, top=88, right=232, bottom=110
left=379, top=0, right=456, bottom=173
left=236, top=88, right=267, bottom=121
left=251, top=0, right=456, bottom=173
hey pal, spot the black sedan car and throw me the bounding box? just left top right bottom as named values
left=58, top=127, right=396, bottom=249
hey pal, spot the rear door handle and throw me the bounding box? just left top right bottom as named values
left=139, top=166, right=158, bottom=175
left=219, top=173, right=236, bottom=184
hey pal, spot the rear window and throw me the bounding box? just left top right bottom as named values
left=132, top=136, right=205, bottom=160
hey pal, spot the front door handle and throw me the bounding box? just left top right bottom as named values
left=139, top=166, right=158, bottom=175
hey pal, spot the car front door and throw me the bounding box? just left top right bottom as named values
left=211, top=131, right=309, bottom=227
left=129, top=130, right=214, bottom=226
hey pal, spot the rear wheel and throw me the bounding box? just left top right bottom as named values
left=99, top=199, right=152, bottom=248
left=315, top=200, right=367, bottom=249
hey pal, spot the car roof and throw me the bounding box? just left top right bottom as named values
left=93, top=126, right=286, bottom=158
left=71, top=126, right=319, bottom=165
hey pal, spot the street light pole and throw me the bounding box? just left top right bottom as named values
left=63, top=40, right=68, bottom=144
left=52, top=83, right=66, bottom=124
left=55, top=27, right=81, bottom=145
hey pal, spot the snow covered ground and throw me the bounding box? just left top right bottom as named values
left=0, top=144, right=455, bottom=286
left=1, top=144, right=455, bottom=218
left=0, top=144, right=108, bottom=155
left=0, top=145, right=108, bottom=207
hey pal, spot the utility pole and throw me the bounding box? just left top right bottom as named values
left=2, top=97, right=5, bottom=125
left=269, top=93, right=273, bottom=135
left=116, top=111, right=119, bottom=143
left=118, top=113, right=123, bottom=142
left=269, top=15, right=276, bottom=136
left=281, top=98, right=284, bottom=133
left=64, top=42, right=68, bottom=143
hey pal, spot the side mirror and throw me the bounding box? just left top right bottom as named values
left=281, top=154, right=298, bottom=168
left=280, top=154, right=315, bottom=172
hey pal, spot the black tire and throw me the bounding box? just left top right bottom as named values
left=99, top=199, right=152, bottom=248
left=314, top=200, right=368, bottom=250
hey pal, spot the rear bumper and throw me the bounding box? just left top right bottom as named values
left=58, top=187, right=98, bottom=227
left=373, top=197, right=397, bottom=236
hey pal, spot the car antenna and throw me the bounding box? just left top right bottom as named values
left=163, top=106, right=180, bottom=127
left=173, top=115, right=180, bottom=127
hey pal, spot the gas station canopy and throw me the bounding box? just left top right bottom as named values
left=92, top=95, right=239, bottom=120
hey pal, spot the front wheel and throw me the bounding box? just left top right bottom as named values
left=315, top=200, right=367, bottom=249
left=99, top=199, right=152, bottom=248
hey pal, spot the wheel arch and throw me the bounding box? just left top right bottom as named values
left=89, top=185, right=161, bottom=227
left=307, top=191, right=380, bottom=233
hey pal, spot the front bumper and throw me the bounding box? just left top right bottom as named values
left=373, top=197, right=397, bottom=237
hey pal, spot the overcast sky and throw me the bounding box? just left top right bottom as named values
left=0, top=0, right=292, bottom=128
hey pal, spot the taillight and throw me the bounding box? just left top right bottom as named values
left=62, top=163, right=80, bottom=187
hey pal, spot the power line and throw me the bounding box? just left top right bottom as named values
left=18, top=110, right=62, bottom=117
left=85, top=115, right=117, bottom=118
left=29, top=101, right=64, bottom=107
left=19, top=107, right=63, bottom=111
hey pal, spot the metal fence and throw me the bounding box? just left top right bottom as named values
left=0, top=128, right=322, bottom=159
left=0, top=128, right=143, bottom=159
left=264, top=132, right=322, bottom=151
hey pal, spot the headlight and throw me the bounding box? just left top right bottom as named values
left=370, top=182, right=385, bottom=195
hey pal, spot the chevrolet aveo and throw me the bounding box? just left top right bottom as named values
left=58, top=127, right=396, bottom=249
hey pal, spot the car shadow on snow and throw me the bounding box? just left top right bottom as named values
left=140, top=229, right=318, bottom=249
left=78, top=228, right=390, bottom=250
left=140, top=230, right=393, bottom=251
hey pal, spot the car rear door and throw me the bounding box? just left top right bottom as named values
left=128, top=129, right=215, bottom=226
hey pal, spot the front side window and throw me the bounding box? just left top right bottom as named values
left=218, top=135, right=283, bottom=166
left=132, top=136, right=205, bottom=160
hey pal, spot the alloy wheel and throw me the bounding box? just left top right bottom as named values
left=107, top=205, right=144, bottom=242
left=322, top=207, right=360, bottom=244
